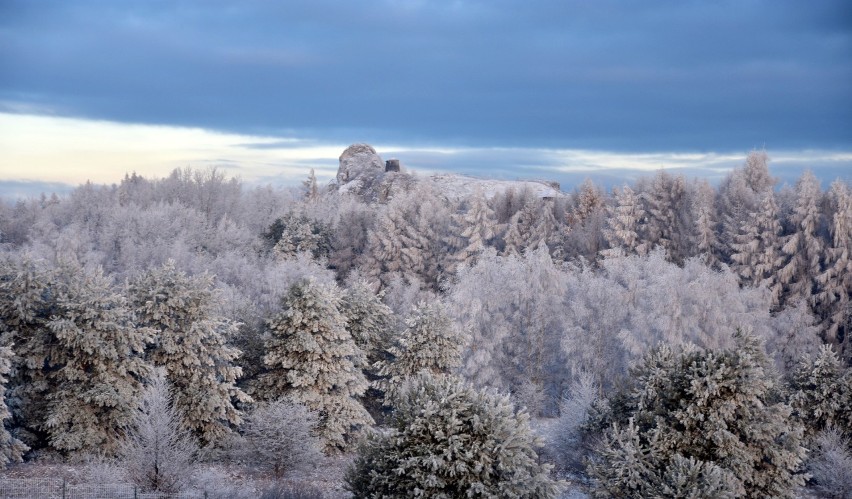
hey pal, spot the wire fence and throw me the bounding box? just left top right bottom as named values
left=0, top=478, right=209, bottom=499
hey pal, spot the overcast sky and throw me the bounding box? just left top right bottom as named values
left=1, top=0, right=850, bottom=196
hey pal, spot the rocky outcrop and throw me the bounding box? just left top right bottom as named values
left=332, top=143, right=564, bottom=203
left=335, top=144, right=385, bottom=195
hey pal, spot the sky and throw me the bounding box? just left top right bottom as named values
left=1, top=0, right=850, bottom=197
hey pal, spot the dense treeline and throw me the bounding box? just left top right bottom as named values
left=0, top=152, right=850, bottom=496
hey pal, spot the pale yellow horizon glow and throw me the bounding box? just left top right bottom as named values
left=1, top=112, right=849, bottom=194
left=0, top=113, right=344, bottom=186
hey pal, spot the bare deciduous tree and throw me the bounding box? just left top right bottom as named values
left=121, top=369, right=197, bottom=494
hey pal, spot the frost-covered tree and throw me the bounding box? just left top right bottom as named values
left=689, top=179, right=719, bottom=264
left=815, top=180, right=852, bottom=358
left=717, top=150, right=776, bottom=260
left=121, top=369, right=197, bottom=494
left=361, top=185, right=450, bottom=289
left=43, top=264, right=153, bottom=455
left=730, top=191, right=784, bottom=307
left=450, top=248, right=567, bottom=414
left=0, top=344, right=27, bottom=467
left=254, top=279, right=372, bottom=451
left=589, top=333, right=807, bottom=498
left=302, top=168, right=319, bottom=202
left=601, top=184, right=646, bottom=259
left=550, top=372, right=598, bottom=475
left=807, top=428, right=852, bottom=499
left=267, top=211, right=332, bottom=260
left=448, top=188, right=498, bottom=270
left=376, top=301, right=464, bottom=402
left=130, top=260, right=249, bottom=446
left=565, top=179, right=607, bottom=261
left=0, top=258, right=56, bottom=448
left=779, top=170, right=824, bottom=309
left=640, top=170, right=691, bottom=263
left=346, top=372, right=560, bottom=498
left=501, top=199, right=539, bottom=257
left=340, top=277, right=394, bottom=371
left=236, top=398, right=322, bottom=477
left=788, top=345, right=852, bottom=438
left=768, top=299, right=821, bottom=375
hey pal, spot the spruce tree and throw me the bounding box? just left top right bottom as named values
left=129, top=260, right=249, bottom=446
left=255, top=279, right=372, bottom=451
left=346, top=372, right=560, bottom=498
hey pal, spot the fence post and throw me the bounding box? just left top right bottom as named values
left=134, top=486, right=138, bottom=499
left=62, top=478, right=66, bottom=499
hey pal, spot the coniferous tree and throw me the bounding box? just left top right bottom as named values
left=788, top=345, right=852, bottom=438
left=778, top=170, right=824, bottom=310
left=0, top=344, right=27, bottom=467
left=589, top=332, right=807, bottom=498
left=302, top=168, right=319, bottom=202
left=815, top=180, right=852, bottom=358
left=346, top=372, right=560, bottom=498
left=450, top=188, right=497, bottom=269
left=255, top=279, right=372, bottom=451
left=690, top=179, right=719, bottom=264
left=130, top=260, right=249, bottom=446
left=640, top=171, right=690, bottom=263
left=0, top=258, right=55, bottom=448
left=730, top=191, right=784, bottom=308
left=501, top=199, right=539, bottom=257
left=717, top=150, right=776, bottom=261
left=376, top=301, right=464, bottom=402
left=340, top=277, right=394, bottom=371
left=43, top=264, right=153, bottom=455
left=601, top=185, right=646, bottom=258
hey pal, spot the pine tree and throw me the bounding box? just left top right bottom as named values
left=815, top=180, right=852, bottom=358
left=0, top=258, right=55, bottom=449
left=0, top=344, right=27, bottom=467
left=255, top=279, right=372, bottom=451
left=788, top=345, right=852, bottom=438
left=590, top=332, right=807, bottom=498
left=43, top=264, right=153, bottom=455
left=346, top=372, right=560, bottom=498
left=601, top=185, right=645, bottom=258
left=778, top=170, right=824, bottom=310
left=730, top=191, right=784, bottom=308
left=376, top=300, right=464, bottom=402
left=129, top=260, right=249, bottom=446
left=340, top=278, right=394, bottom=371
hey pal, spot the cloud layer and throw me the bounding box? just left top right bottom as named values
left=2, top=0, right=850, bottom=152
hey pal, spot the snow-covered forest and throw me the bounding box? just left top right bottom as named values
left=1, top=144, right=850, bottom=497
